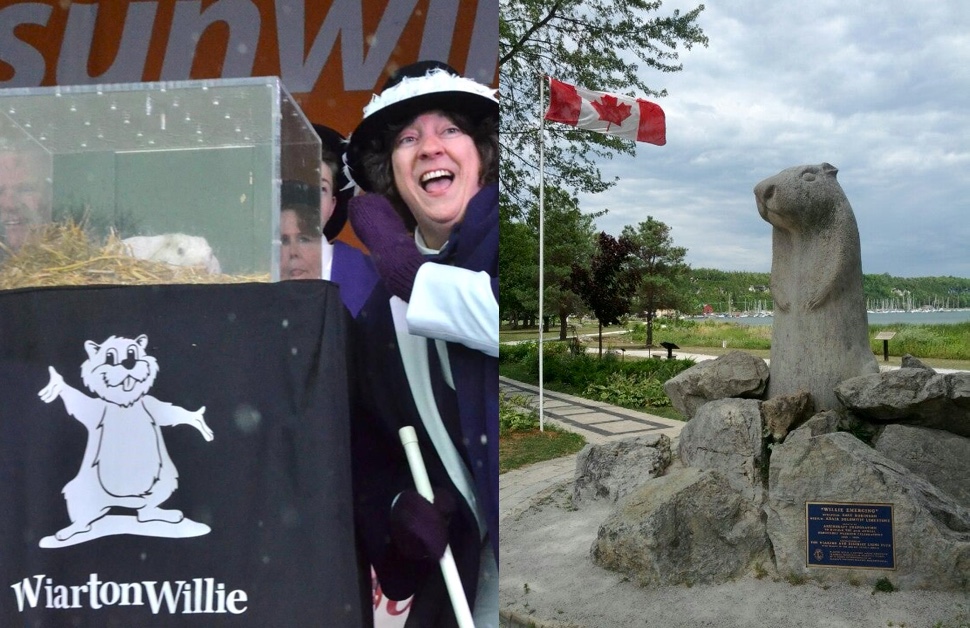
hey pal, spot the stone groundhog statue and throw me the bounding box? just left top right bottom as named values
left=754, top=163, right=878, bottom=411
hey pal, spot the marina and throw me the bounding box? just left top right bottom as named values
left=697, top=309, right=970, bottom=326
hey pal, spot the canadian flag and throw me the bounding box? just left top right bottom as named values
left=544, top=77, right=666, bottom=146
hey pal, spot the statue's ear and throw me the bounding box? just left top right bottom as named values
left=821, top=163, right=838, bottom=177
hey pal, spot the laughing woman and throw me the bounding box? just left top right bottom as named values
left=345, top=61, right=498, bottom=627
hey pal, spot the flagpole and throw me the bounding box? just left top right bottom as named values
left=534, top=76, right=667, bottom=433
left=538, top=74, right=545, bottom=432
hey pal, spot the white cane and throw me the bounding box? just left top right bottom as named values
left=398, top=426, right=475, bottom=628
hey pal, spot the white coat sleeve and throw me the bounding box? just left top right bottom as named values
left=406, top=263, right=499, bottom=357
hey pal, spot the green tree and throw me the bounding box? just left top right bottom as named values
left=499, top=0, right=708, bottom=213
left=526, top=186, right=601, bottom=339
left=570, top=231, right=638, bottom=355
left=689, top=268, right=772, bottom=314
left=622, top=217, right=690, bottom=347
left=499, top=219, right=538, bottom=328
left=500, top=186, right=601, bottom=336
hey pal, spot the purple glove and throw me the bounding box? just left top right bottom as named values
left=349, top=194, right=425, bottom=301
left=389, top=488, right=457, bottom=562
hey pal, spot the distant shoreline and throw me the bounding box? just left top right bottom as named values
left=692, top=309, right=970, bottom=326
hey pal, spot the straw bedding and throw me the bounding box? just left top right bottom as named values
left=0, top=222, right=269, bottom=290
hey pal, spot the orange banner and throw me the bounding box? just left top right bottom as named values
left=0, top=0, right=497, bottom=135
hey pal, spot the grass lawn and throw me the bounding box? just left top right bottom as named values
left=503, top=320, right=970, bottom=368
left=499, top=391, right=587, bottom=473
left=499, top=427, right=586, bottom=474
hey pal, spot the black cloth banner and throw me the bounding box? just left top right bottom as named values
left=0, top=281, right=363, bottom=626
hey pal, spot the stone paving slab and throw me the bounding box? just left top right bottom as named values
left=499, top=377, right=683, bottom=444
left=590, top=419, right=663, bottom=434
left=552, top=406, right=599, bottom=416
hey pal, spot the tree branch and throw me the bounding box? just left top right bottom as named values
left=499, top=0, right=566, bottom=67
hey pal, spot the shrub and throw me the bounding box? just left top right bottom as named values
left=499, top=394, right=539, bottom=434
left=583, top=372, right=672, bottom=408
left=621, top=356, right=694, bottom=381
left=498, top=339, right=696, bottom=410
left=499, top=340, right=536, bottom=364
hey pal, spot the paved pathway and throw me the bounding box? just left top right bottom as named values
left=499, top=376, right=686, bottom=521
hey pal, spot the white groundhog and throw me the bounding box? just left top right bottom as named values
left=123, top=233, right=222, bottom=274
left=38, top=334, right=213, bottom=542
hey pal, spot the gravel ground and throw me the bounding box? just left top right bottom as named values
left=500, top=483, right=970, bottom=628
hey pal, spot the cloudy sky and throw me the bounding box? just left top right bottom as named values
left=572, top=1, right=970, bottom=278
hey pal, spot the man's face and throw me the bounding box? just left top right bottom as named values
left=0, top=152, right=50, bottom=251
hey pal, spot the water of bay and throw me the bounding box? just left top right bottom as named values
left=709, top=309, right=970, bottom=327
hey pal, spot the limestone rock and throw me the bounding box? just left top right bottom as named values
left=591, top=467, right=772, bottom=586
left=573, top=434, right=672, bottom=506
left=766, top=431, right=970, bottom=589
left=678, top=398, right=765, bottom=497
left=784, top=410, right=843, bottom=445
left=784, top=410, right=876, bottom=446
left=900, top=354, right=934, bottom=371
left=762, top=391, right=814, bottom=441
left=835, top=369, right=970, bottom=437
left=874, top=424, right=970, bottom=510
left=662, top=351, right=768, bottom=419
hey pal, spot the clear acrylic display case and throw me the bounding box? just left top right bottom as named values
left=0, top=77, right=320, bottom=283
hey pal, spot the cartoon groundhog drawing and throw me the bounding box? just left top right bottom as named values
left=754, top=163, right=878, bottom=411
left=38, top=334, right=213, bottom=542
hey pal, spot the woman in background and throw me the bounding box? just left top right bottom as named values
left=279, top=125, right=353, bottom=281
left=279, top=180, right=323, bottom=280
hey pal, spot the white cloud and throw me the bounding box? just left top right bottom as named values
left=570, top=0, right=970, bottom=277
